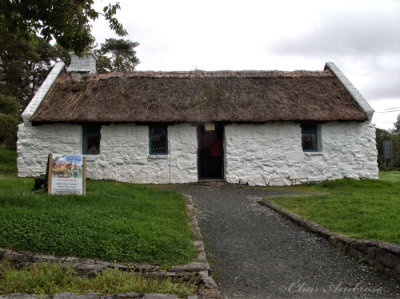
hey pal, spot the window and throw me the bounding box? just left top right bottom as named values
left=149, top=125, right=168, bottom=155
left=301, top=124, right=319, bottom=152
left=82, top=125, right=101, bottom=155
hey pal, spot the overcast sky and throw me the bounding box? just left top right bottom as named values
left=92, top=0, right=400, bottom=130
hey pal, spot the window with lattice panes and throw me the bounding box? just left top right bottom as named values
left=301, top=124, right=319, bottom=152
left=149, top=125, right=168, bottom=155
left=82, top=125, right=101, bottom=155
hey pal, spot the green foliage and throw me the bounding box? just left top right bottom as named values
left=376, top=128, right=400, bottom=170
left=0, top=95, right=19, bottom=146
left=0, top=261, right=197, bottom=297
left=0, top=0, right=127, bottom=55
left=0, top=1, right=136, bottom=147
left=0, top=114, right=18, bottom=145
left=268, top=173, right=400, bottom=244
left=95, top=38, right=140, bottom=73
left=0, top=29, right=69, bottom=111
left=0, top=175, right=195, bottom=267
left=392, top=114, right=400, bottom=135
left=0, top=94, right=18, bottom=116
left=0, top=29, right=68, bottom=146
left=0, top=0, right=132, bottom=122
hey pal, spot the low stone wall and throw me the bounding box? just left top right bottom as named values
left=0, top=195, right=220, bottom=299
left=259, top=199, right=400, bottom=282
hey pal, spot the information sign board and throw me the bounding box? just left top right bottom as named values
left=48, top=154, right=86, bottom=195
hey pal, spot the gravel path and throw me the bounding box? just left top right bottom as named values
left=172, top=183, right=400, bottom=299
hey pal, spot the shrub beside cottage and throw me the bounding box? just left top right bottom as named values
left=17, top=53, right=378, bottom=186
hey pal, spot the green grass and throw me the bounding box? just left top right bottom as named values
left=267, top=172, right=400, bottom=244
left=0, top=148, right=195, bottom=267
left=0, top=146, right=17, bottom=174
left=0, top=261, right=197, bottom=297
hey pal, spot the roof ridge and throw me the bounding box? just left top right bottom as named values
left=94, top=70, right=333, bottom=80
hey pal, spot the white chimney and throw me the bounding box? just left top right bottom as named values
left=67, top=51, right=97, bottom=79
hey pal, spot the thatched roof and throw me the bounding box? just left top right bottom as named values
left=30, top=68, right=368, bottom=124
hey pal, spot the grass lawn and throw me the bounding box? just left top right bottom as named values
left=0, top=145, right=17, bottom=174
left=0, top=147, right=195, bottom=267
left=267, top=172, right=400, bottom=245
left=0, top=261, right=196, bottom=297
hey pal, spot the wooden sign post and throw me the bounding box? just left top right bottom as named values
left=48, top=154, right=86, bottom=195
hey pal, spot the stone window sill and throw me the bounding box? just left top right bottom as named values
left=83, top=155, right=98, bottom=161
left=148, top=155, right=169, bottom=160
left=305, top=152, right=323, bottom=156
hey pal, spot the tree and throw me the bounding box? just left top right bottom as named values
left=0, top=29, right=69, bottom=111
left=0, top=1, right=133, bottom=147
left=0, top=94, right=19, bottom=147
left=0, top=0, right=127, bottom=55
left=94, top=38, right=139, bottom=73
left=392, top=114, right=400, bottom=135
left=0, top=1, right=130, bottom=110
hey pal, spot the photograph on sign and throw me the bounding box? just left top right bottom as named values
left=48, top=154, right=86, bottom=195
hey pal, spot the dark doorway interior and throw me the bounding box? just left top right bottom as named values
left=197, top=124, right=224, bottom=179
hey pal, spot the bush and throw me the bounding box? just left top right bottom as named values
left=0, top=94, right=19, bottom=147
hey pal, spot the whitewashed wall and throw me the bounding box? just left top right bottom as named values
left=17, top=123, right=82, bottom=177
left=18, top=121, right=378, bottom=185
left=17, top=123, right=198, bottom=184
left=93, top=124, right=198, bottom=184
left=224, top=122, right=379, bottom=186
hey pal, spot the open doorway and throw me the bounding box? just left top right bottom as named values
left=197, top=124, right=224, bottom=179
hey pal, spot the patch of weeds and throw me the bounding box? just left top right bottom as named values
left=0, top=261, right=197, bottom=297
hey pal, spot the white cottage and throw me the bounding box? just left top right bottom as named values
left=17, top=53, right=378, bottom=186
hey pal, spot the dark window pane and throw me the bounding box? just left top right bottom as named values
left=302, top=132, right=317, bottom=151
left=151, top=135, right=167, bottom=153
left=84, top=127, right=100, bottom=135
left=150, top=127, right=167, bottom=135
left=83, top=126, right=101, bottom=154
left=149, top=126, right=168, bottom=155
left=301, top=124, right=316, bottom=132
left=301, top=124, right=318, bottom=152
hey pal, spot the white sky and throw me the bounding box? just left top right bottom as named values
left=91, top=0, right=400, bottom=130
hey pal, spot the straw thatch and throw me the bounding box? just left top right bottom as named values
left=30, top=69, right=368, bottom=124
